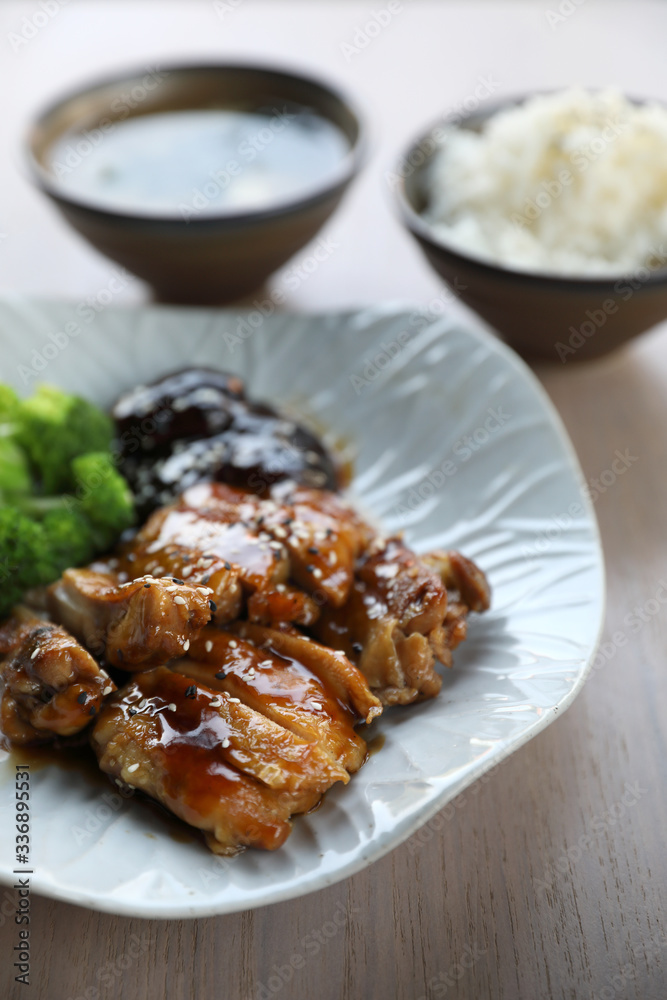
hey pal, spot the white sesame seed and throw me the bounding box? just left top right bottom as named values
left=222, top=738, right=231, bottom=748
left=269, top=540, right=283, bottom=551
left=209, top=699, right=222, bottom=708
left=205, top=640, right=213, bottom=652
left=183, top=639, right=190, bottom=652
left=228, top=697, right=240, bottom=704
left=173, top=596, right=186, bottom=605
left=31, top=648, right=40, bottom=660
left=103, top=685, right=113, bottom=696
left=276, top=583, right=286, bottom=592
left=328, top=551, right=337, bottom=565
left=312, top=568, right=323, bottom=579
left=168, top=703, right=177, bottom=711
left=164, top=585, right=178, bottom=593
left=138, top=699, right=148, bottom=709
left=127, top=763, right=140, bottom=773
left=273, top=527, right=287, bottom=539
left=260, top=659, right=273, bottom=668
left=181, top=565, right=193, bottom=578
left=248, top=668, right=256, bottom=677
left=311, top=702, right=322, bottom=711
left=228, top=640, right=237, bottom=649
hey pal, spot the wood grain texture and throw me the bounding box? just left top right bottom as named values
left=1, top=2, right=667, bottom=999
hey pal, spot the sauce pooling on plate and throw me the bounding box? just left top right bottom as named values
left=48, top=108, right=351, bottom=216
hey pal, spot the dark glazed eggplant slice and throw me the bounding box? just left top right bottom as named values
left=113, top=368, right=338, bottom=516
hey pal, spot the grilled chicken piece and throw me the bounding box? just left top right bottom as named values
left=232, top=623, right=382, bottom=725
left=179, top=481, right=373, bottom=608
left=420, top=550, right=491, bottom=662
left=47, top=570, right=212, bottom=670
left=117, top=504, right=272, bottom=621
left=112, top=481, right=372, bottom=627
left=420, top=550, right=491, bottom=613
left=246, top=585, right=320, bottom=628
left=172, top=628, right=378, bottom=773
left=0, top=608, right=115, bottom=744
left=91, top=666, right=348, bottom=854
left=315, top=539, right=489, bottom=706
left=253, top=481, right=374, bottom=608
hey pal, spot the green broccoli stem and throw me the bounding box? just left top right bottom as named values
left=12, top=494, right=72, bottom=518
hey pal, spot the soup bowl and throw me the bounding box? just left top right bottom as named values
left=26, top=62, right=366, bottom=305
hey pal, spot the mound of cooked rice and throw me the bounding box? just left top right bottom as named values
left=423, top=88, right=667, bottom=276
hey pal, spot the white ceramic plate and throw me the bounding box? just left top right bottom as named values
left=0, top=300, right=604, bottom=918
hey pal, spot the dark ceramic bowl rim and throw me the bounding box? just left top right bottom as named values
left=395, top=90, right=667, bottom=290
left=25, top=60, right=368, bottom=229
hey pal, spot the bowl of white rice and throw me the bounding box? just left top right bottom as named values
left=395, top=88, right=667, bottom=361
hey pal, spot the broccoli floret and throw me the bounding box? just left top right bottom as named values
left=40, top=506, right=98, bottom=573
left=0, top=505, right=95, bottom=617
left=0, top=384, right=136, bottom=615
left=0, top=385, right=19, bottom=422
left=0, top=504, right=105, bottom=617
left=0, top=436, right=31, bottom=501
left=71, top=452, right=135, bottom=549
left=0, top=507, right=45, bottom=617
left=17, top=385, right=113, bottom=494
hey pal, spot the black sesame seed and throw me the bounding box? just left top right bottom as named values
left=202, top=574, right=210, bottom=585
left=185, top=685, right=197, bottom=699
left=223, top=562, right=232, bottom=571
left=209, top=600, right=217, bottom=612
left=214, top=671, right=227, bottom=680
left=326, top=528, right=334, bottom=537
left=76, top=692, right=87, bottom=705
left=172, top=578, right=184, bottom=585
left=352, top=642, right=363, bottom=654
left=306, top=564, right=315, bottom=573
left=144, top=583, right=151, bottom=588
left=89, top=705, right=97, bottom=716
left=307, top=546, right=320, bottom=555
left=128, top=707, right=138, bottom=716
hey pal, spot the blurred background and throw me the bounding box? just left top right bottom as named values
left=1, top=0, right=663, bottom=322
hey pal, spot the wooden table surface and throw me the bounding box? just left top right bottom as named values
left=1, top=3, right=666, bottom=998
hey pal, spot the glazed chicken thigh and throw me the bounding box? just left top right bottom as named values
left=0, top=608, right=115, bottom=744
left=91, top=666, right=349, bottom=853
left=47, top=570, right=212, bottom=669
